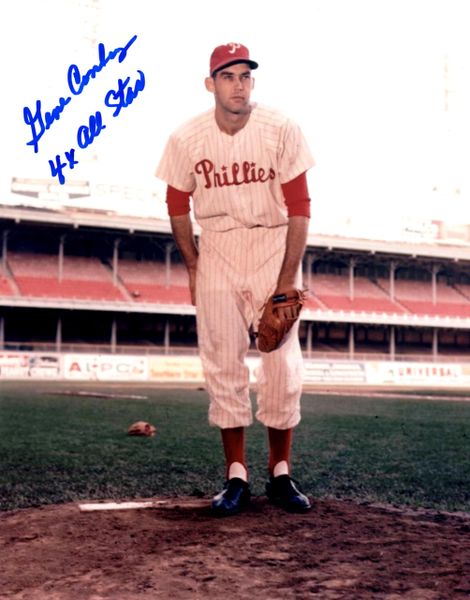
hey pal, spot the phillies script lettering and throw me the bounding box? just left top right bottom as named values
left=22, top=34, right=145, bottom=185
left=195, top=159, right=275, bottom=189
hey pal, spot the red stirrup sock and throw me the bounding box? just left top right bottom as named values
left=268, top=427, right=293, bottom=477
left=220, top=427, right=248, bottom=481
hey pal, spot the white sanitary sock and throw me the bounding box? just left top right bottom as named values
left=228, top=461, right=248, bottom=482
left=273, top=460, right=289, bottom=478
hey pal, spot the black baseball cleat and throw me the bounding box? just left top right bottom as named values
left=266, top=474, right=312, bottom=513
left=211, top=477, right=251, bottom=517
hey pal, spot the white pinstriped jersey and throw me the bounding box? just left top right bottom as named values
left=155, top=103, right=315, bottom=232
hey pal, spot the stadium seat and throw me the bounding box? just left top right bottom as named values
left=8, top=253, right=126, bottom=301
left=311, top=274, right=407, bottom=314
left=118, top=260, right=191, bottom=305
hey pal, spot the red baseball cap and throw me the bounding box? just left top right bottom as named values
left=210, top=43, right=258, bottom=76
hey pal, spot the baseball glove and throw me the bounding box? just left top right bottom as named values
left=256, top=289, right=307, bottom=353
left=127, top=421, right=156, bottom=437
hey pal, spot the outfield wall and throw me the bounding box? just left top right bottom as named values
left=1, top=351, right=470, bottom=388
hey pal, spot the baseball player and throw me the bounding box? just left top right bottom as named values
left=155, top=43, right=315, bottom=516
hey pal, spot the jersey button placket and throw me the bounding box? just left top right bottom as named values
left=233, top=138, right=243, bottom=193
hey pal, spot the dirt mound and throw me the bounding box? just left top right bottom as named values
left=1, top=496, right=470, bottom=599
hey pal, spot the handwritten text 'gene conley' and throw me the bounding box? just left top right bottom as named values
left=23, top=34, right=145, bottom=185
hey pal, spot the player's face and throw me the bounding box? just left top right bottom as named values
left=206, top=63, right=254, bottom=115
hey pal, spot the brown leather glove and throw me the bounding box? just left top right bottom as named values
left=256, top=289, right=307, bottom=353
left=127, top=421, right=156, bottom=437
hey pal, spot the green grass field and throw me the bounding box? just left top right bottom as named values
left=1, top=382, right=469, bottom=513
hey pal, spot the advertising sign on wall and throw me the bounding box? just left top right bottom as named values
left=0, top=352, right=30, bottom=378
left=148, top=355, right=204, bottom=383
left=0, top=352, right=61, bottom=379
left=365, top=361, right=463, bottom=386
left=303, top=360, right=367, bottom=385
left=2, top=351, right=470, bottom=389
left=63, top=354, right=148, bottom=381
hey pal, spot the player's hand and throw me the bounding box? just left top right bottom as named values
left=271, top=286, right=300, bottom=321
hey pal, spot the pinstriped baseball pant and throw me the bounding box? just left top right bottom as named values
left=195, top=226, right=304, bottom=430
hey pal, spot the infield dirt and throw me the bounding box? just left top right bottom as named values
left=1, top=495, right=470, bottom=599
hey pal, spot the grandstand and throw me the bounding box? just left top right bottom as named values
left=1, top=203, right=470, bottom=361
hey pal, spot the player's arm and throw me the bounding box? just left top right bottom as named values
left=274, top=172, right=311, bottom=319
left=166, top=186, right=198, bottom=306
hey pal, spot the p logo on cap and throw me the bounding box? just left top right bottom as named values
left=210, top=43, right=259, bottom=76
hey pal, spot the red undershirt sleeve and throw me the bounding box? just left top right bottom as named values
left=167, top=175, right=310, bottom=218
left=281, top=172, right=311, bottom=218
left=166, top=185, right=192, bottom=217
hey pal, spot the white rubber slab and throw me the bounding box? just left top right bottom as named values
left=79, top=500, right=167, bottom=512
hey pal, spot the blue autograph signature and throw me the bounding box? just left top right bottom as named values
left=23, top=97, right=72, bottom=154
left=67, top=34, right=137, bottom=96
left=23, top=34, right=145, bottom=185
left=105, top=70, right=145, bottom=117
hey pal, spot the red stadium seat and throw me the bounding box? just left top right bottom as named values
left=126, top=283, right=191, bottom=305
left=311, top=274, right=407, bottom=314
left=0, top=275, right=15, bottom=296
left=14, top=276, right=126, bottom=301
left=118, top=260, right=191, bottom=305
left=8, top=252, right=126, bottom=301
